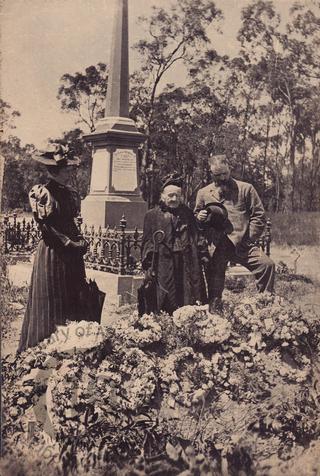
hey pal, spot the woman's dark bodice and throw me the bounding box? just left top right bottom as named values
left=41, top=180, right=81, bottom=244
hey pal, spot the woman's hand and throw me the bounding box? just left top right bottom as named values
left=66, top=238, right=89, bottom=255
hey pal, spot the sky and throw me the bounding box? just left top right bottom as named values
left=1, top=0, right=297, bottom=148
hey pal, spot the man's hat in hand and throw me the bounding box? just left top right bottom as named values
left=202, top=202, right=229, bottom=229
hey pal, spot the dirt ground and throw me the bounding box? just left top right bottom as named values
left=272, top=245, right=320, bottom=311
left=271, top=245, right=320, bottom=282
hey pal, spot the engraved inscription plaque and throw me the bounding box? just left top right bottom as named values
left=112, top=149, right=137, bottom=192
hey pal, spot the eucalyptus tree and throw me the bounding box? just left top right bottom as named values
left=57, top=63, right=108, bottom=133
left=131, top=0, right=222, bottom=204
left=235, top=0, right=320, bottom=211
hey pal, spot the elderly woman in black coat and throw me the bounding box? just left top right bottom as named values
left=18, top=144, right=88, bottom=352
left=139, top=173, right=206, bottom=316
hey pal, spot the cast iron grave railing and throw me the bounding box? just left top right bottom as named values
left=76, top=215, right=143, bottom=275
left=1, top=213, right=144, bottom=275
left=2, top=214, right=42, bottom=255
left=1, top=213, right=272, bottom=274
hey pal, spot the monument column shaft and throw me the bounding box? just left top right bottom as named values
left=82, top=0, right=146, bottom=229
left=105, top=0, right=129, bottom=118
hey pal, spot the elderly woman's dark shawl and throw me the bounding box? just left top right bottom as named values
left=139, top=204, right=206, bottom=315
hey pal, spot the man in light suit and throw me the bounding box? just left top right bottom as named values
left=194, top=154, right=275, bottom=312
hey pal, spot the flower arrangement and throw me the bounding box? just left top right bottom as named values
left=112, top=311, right=162, bottom=348
left=2, top=286, right=320, bottom=475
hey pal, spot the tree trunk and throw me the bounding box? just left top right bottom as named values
left=262, top=112, right=271, bottom=201
left=308, top=130, right=320, bottom=211
left=289, top=124, right=297, bottom=212
left=299, top=143, right=306, bottom=211
left=241, top=96, right=251, bottom=178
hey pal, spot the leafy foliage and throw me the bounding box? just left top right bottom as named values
left=129, top=0, right=320, bottom=210
left=0, top=99, right=20, bottom=136
left=130, top=0, right=223, bottom=205
left=57, top=63, right=108, bottom=132
left=1, top=135, right=46, bottom=211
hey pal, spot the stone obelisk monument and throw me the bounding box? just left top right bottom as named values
left=81, top=0, right=146, bottom=228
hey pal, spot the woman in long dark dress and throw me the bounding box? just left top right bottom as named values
left=18, top=144, right=88, bottom=352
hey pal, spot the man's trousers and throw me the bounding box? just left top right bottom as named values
left=205, top=236, right=275, bottom=301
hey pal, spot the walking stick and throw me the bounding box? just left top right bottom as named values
left=148, top=230, right=165, bottom=282
left=138, top=230, right=165, bottom=316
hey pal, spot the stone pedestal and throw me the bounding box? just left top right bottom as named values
left=81, top=193, right=147, bottom=229
left=86, top=268, right=144, bottom=311
left=81, top=117, right=147, bottom=228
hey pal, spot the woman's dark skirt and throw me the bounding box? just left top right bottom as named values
left=18, top=240, right=86, bottom=352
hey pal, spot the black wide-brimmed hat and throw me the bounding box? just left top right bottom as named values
left=33, top=143, right=80, bottom=167
left=161, top=172, right=183, bottom=190
left=203, top=202, right=229, bottom=229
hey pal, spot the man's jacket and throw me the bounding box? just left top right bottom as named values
left=194, top=178, right=266, bottom=249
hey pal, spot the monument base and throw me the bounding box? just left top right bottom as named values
left=86, top=269, right=144, bottom=313
left=81, top=193, right=147, bottom=229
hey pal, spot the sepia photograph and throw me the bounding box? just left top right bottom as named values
left=1, top=0, right=320, bottom=474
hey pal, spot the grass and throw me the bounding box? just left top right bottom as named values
left=0, top=252, right=28, bottom=349
left=225, top=272, right=318, bottom=306
left=268, top=212, right=320, bottom=246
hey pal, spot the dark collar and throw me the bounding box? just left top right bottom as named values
left=47, top=180, right=78, bottom=194
left=159, top=202, right=184, bottom=215
left=47, top=179, right=67, bottom=189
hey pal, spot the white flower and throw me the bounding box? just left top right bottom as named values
left=17, top=397, right=28, bottom=406
left=9, top=408, right=19, bottom=417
